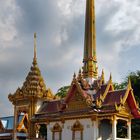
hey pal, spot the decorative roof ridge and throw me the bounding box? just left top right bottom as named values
left=72, top=71, right=90, bottom=90
left=124, top=78, right=138, bottom=107
left=114, top=79, right=138, bottom=112
left=108, top=89, right=127, bottom=93
left=64, top=77, right=92, bottom=107
left=96, top=77, right=115, bottom=108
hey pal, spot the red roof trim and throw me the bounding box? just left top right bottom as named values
left=127, top=91, right=140, bottom=118
left=65, top=84, right=76, bottom=103
left=64, top=81, right=91, bottom=105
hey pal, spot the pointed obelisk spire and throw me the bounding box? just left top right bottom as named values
left=83, top=0, right=98, bottom=81
left=33, top=32, right=37, bottom=65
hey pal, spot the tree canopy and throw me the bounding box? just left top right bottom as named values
left=55, top=85, right=70, bottom=98
left=114, top=70, right=140, bottom=139
left=114, top=71, right=140, bottom=103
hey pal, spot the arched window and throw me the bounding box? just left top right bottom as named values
left=72, top=120, right=83, bottom=140
left=51, top=123, right=62, bottom=140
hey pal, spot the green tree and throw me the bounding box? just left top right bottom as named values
left=126, top=71, right=140, bottom=100
left=127, top=71, right=140, bottom=139
left=114, top=82, right=126, bottom=90
left=55, top=85, right=70, bottom=98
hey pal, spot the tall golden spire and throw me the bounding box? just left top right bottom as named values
left=83, top=0, right=98, bottom=79
left=33, top=32, right=37, bottom=65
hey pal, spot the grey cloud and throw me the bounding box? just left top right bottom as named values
left=15, top=0, right=61, bottom=35
left=1, top=0, right=140, bottom=117
left=119, top=44, right=140, bottom=76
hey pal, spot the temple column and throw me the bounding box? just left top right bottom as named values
left=13, top=105, right=17, bottom=140
left=127, top=120, right=131, bottom=140
left=112, top=117, right=117, bottom=140
left=91, top=121, right=95, bottom=140
left=95, top=119, right=99, bottom=139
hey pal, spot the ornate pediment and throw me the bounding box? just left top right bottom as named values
left=65, top=89, right=90, bottom=111
left=118, top=102, right=132, bottom=117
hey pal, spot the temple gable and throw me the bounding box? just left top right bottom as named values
left=65, top=89, right=89, bottom=111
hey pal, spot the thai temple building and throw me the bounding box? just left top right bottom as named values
left=0, top=0, right=139, bottom=139
left=0, top=116, right=27, bottom=139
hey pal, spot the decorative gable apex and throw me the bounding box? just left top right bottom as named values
left=63, top=75, right=92, bottom=111
left=17, top=114, right=28, bottom=132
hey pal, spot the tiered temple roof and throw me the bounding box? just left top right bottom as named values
left=33, top=71, right=140, bottom=122
left=8, top=33, right=54, bottom=104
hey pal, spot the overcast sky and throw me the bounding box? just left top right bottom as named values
left=0, top=0, right=140, bottom=117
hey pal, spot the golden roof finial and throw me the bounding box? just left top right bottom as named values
left=100, top=69, right=105, bottom=84
left=33, top=32, right=37, bottom=65
left=78, top=68, right=83, bottom=80
left=73, top=72, right=76, bottom=79
left=102, top=69, right=104, bottom=78
left=83, top=0, right=98, bottom=79
left=128, top=77, right=132, bottom=89
left=79, top=68, right=82, bottom=75
left=109, top=73, right=112, bottom=83
left=79, top=68, right=82, bottom=74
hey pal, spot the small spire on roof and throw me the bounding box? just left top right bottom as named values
left=109, top=73, right=112, bottom=83
left=73, top=72, right=76, bottom=79
left=78, top=68, right=83, bottom=81
left=100, top=69, right=105, bottom=85
left=72, top=72, right=77, bottom=83
left=79, top=68, right=82, bottom=75
left=102, top=69, right=104, bottom=75
left=128, top=77, right=132, bottom=89
left=101, top=69, right=104, bottom=78
left=33, top=32, right=37, bottom=65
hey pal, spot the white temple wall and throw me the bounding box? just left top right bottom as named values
left=47, top=118, right=98, bottom=140
left=47, top=121, right=61, bottom=140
